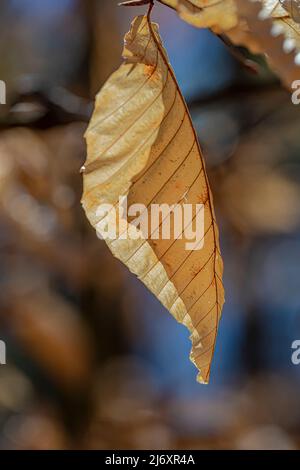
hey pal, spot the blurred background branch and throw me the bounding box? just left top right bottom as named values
left=0, top=0, right=299, bottom=450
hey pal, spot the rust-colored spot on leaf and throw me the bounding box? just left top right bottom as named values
left=82, top=14, right=224, bottom=384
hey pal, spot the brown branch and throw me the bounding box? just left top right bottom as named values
left=119, top=0, right=175, bottom=10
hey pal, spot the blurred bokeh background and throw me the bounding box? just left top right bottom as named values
left=0, top=0, right=299, bottom=450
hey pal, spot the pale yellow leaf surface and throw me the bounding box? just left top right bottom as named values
left=161, top=0, right=300, bottom=86
left=227, top=1, right=300, bottom=56
left=230, top=0, right=300, bottom=88
left=81, top=14, right=225, bottom=383
left=161, top=0, right=237, bottom=31
left=161, top=0, right=300, bottom=50
left=260, top=0, right=300, bottom=51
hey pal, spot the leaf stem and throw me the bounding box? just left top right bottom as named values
left=118, top=0, right=153, bottom=7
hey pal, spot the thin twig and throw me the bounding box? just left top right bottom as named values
left=118, top=0, right=152, bottom=7
left=119, top=0, right=175, bottom=10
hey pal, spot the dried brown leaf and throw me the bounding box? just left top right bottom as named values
left=161, top=0, right=237, bottom=31
left=81, top=13, right=224, bottom=383
left=231, top=0, right=300, bottom=88
left=160, top=0, right=300, bottom=87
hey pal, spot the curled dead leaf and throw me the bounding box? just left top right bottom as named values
left=81, top=13, right=224, bottom=383
left=161, top=0, right=237, bottom=31
left=159, top=0, right=300, bottom=88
